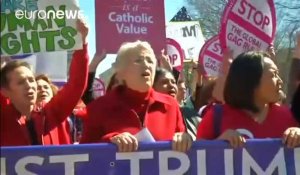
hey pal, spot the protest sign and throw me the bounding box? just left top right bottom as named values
left=11, top=54, right=37, bottom=73
left=95, top=0, right=165, bottom=55
left=219, top=0, right=276, bottom=58
left=11, top=52, right=68, bottom=85
left=1, top=0, right=83, bottom=56
left=92, top=78, right=106, bottom=99
left=166, top=38, right=184, bottom=72
left=11, top=54, right=32, bottom=59
left=198, top=35, right=223, bottom=77
left=35, top=51, right=68, bottom=83
left=1, top=140, right=299, bottom=175
left=166, top=21, right=205, bottom=61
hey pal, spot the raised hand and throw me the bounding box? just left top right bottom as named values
left=159, top=49, right=172, bottom=71
left=76, top=18, right=89, bottom=44
left=89, top=50, right=107, bottom=71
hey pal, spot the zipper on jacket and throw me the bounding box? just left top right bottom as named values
left=130, top=102, right=151, bottom=129
left=130, top=109, right=144, bottom=128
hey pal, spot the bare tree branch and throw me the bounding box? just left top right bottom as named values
left=275, top=2, right=300, bottom=9
left=187, top=0, right=300, bottom=48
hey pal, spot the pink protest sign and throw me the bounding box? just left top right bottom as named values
left=92, top=78, right=106, bottom=99
left=219, top=0, right=276, bottom=58
left=95, top=0, right=166, bottom=55
left=166, top=38, right=184, bottom=72
left=198, top=35, right=223, bottom=77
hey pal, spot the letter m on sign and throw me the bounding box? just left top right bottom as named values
left=182, top=25, right=196, bottom=37
left=242, top=148, right=287, bottom=175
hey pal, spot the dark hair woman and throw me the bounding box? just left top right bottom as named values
left=197, top=51, right=300, bottom=148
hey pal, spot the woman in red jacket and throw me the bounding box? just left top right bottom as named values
left=81, top=40, right=192, bottom=152
left=0, top=19, right=89, bottom=146
left=197, top=51, right=300, bottom=148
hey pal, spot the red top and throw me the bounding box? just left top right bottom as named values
left=0, top=44, right=89, bottom=146
left=197, top=104, right=299, bottom=139
left=80, top=86, right=186, bottom=143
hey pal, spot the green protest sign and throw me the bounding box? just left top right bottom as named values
left=1, top=0, right=83, bottom=56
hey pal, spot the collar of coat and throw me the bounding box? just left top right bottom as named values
left=111, top=85, right=174, bottom=106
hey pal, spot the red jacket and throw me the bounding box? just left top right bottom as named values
left=0, top=44, right=88, bottom=146
left=197, top=104, right=299, bottom=139
left=80, top=87, right=186, bottom=143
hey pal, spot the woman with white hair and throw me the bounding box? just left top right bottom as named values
left=81, top=40, right=192, bottom=152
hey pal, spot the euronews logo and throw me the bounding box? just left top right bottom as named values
left=15, top=9, right=86, bottom=20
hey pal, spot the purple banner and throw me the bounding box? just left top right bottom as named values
left=1, top=140, right=299, bottom=175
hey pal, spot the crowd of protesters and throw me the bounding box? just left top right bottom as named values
left=1, top=19, right=300, bottom=152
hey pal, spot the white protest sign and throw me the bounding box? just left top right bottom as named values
left=198, top=35, right=223, bottom=77
left=11, top=54, right=37, bottom=73
left=166, top=38, right=184, bottom=72
left=92, top=78, right=106, bottom=99
left=219, top=0, right=276, bottom=58
left=1, top=0, right=83, bottom=56
left=166, top=21, right=205, bottom=61
left=35, top=51, right=68, bottom=83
